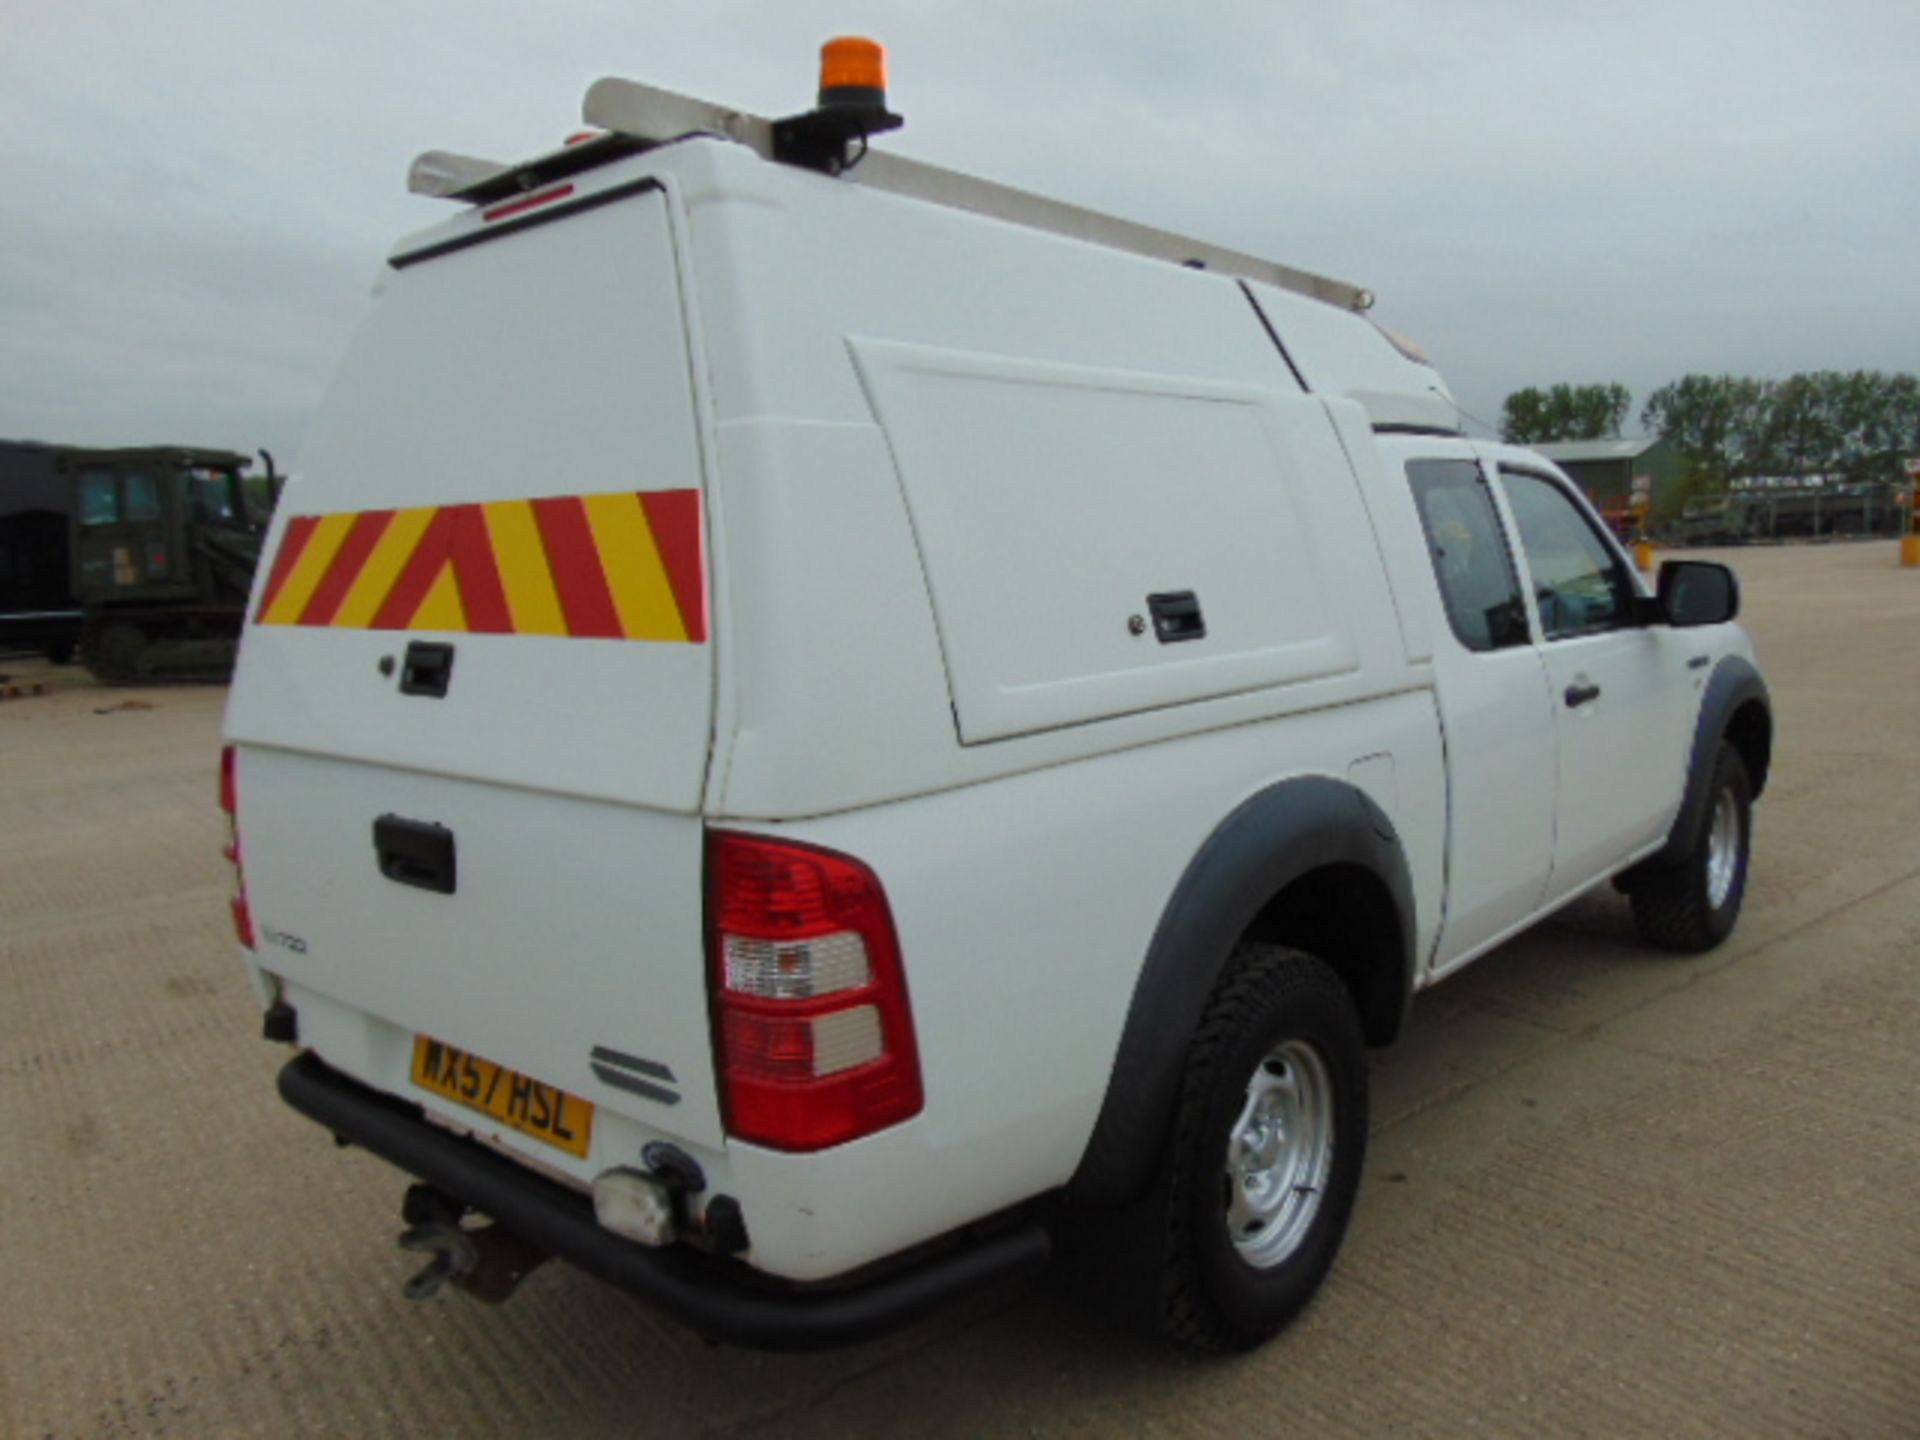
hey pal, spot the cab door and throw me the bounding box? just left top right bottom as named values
left=1485, top=456, right=1693, bottom=902
left=1382, top=438, right=1556, bottom=972
left=71, top=464, right=170, bottom=599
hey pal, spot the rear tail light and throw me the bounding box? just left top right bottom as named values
left=708, top=831, right=922, bottom=1151
left=219, top=745, right=254, bottom=949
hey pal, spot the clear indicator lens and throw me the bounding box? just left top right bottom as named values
left=810, top=1006, right=883, bottom=1076
left=724, top=931, right=870, bottom=999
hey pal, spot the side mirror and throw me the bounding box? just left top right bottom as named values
left=1657, top=560, right=1740, bottom=627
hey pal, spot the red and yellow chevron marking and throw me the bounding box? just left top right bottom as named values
left=253, top=489, right=706, bottom=643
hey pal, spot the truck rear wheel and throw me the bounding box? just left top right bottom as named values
left=1629, top=742, right=1753, bottom=953
left=81, top=619, right=151, bottom=684
left=1159, top=944, right=1367, bottom=1352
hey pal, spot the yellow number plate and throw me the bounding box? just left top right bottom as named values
left=411, top=1036, right=594, bottom=1159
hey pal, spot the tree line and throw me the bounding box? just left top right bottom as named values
left=1500, top=372, right=1920, bottom=487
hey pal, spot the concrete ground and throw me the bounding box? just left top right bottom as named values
left=3, top=540, right=1915, bottom=1438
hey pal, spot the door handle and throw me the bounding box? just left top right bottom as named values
left=374, top=815, right=457, bottom=895
left=1564, top=682, right=1602, bottom=708
left=1146, top=590, right=1206, bottom=643
left=400, top=641, right=455, bottom=698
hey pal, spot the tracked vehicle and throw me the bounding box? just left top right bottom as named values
left=63, top=446, right=273, bottom=682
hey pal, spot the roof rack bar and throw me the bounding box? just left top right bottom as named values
left=846, top=150, right=1371, bottom=312
left=585, top=79, right=1371, bottom=312
left=408, top=150, right=511, bottom=200
left=583, top=78, right=776, bottom=156
left=410, top=77, right=1373, bottom=313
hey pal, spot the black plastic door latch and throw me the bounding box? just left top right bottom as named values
left=400, top=641, right=455, bottom=697
left=1147, top=591, right=1206, bottom=643
left=374, top=815, right=457, bottom=895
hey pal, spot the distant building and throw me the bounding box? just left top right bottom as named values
left=1532, top=437, right=1689, bottom=522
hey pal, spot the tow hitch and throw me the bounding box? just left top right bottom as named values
left=398, top=1183, right=550, bottom=1303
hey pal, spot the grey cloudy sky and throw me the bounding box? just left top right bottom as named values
left=2, top=0, right=1915, bottom=459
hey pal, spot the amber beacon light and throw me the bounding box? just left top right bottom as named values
left=819, top=36, right=888, bottom=108
left=772, top=36, right=903, bottom=173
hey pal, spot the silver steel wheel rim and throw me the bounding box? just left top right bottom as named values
left=1224, top=1039, right=1335, bottom=1269
left=1705, top=790, right=1742, bottom=910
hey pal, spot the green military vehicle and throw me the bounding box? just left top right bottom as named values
left=62, top=446, right=277, bottom=682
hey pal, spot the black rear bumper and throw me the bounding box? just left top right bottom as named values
left=277, top=1052, right=1051, bottom=1350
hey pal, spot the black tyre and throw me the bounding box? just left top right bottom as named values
left=1629, top=742, right=1753, bottom=953
left=45, top=638, right=76, bottom=665
left=81, top=619, right=150, bottom=684
left=1159, top=945, right=1368, bottom=1352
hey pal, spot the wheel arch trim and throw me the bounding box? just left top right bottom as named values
left=1655, top=654, right=1771, bottom=868
left=1067, top=774, right=1414, bottom=1208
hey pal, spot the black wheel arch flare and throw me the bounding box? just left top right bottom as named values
left=1655, top=654, right=1772, bottom=869
left=1067, top=774, right=1415, bottom=1208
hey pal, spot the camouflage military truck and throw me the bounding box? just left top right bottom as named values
left=62, top=446, right=276, bottom=682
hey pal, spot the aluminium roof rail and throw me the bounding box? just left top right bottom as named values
left=406, top=77, right=1373, bottom=314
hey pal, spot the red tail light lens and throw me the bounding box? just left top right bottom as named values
left=708, top=832, right=922, bottom=1151
left=220, top=745, right=254, bottom=949
left=230, top=893, right=256, bottom=950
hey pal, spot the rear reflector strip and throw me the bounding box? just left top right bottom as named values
left=252, top=489, right=707, bottom=643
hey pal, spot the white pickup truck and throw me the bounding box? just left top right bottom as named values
left=221, top=50, right=1772, bottom=1353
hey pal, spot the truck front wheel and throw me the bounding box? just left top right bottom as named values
left=1159, top=944, right=1368, bottom=1352
left=1629, top=742, right=1753, bottom=954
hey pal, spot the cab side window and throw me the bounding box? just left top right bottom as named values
left=1500, top=470, right=1634, bottom=640
left=123, top=472, right=162, bottom=523
left=78, top=471, right=120, bottom=526
left=1406, top=460, right=1530, bottom=652
left=191, top=471, right=238, bottom=523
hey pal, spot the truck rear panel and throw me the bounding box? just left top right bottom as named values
left=227, top=181, right=720, bottom=1175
